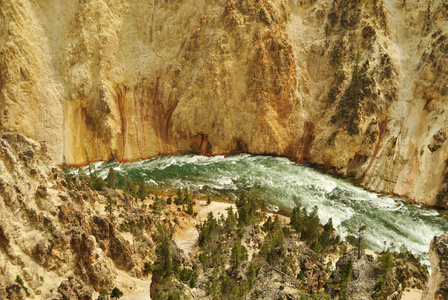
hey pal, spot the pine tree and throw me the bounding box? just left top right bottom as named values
left=111, top=287, right=123, bottom=299
left=105, top=167, right=119, bottom=189
left=302, top=206, right=320, bottom=242
left=260, top=215, right=285, bottom=265
left=175, top=188, right=183, bottom=205
left=105, top=195, right=116, bottom=216
left=230, top=239, right=248, bottom=269
left=347, top=224, right=367, bottom=259
left=290, top=203, right=303, bottom=233
left=153, top=224, right=173, bottom=279
left=339, top=260, right=353, bottom=299
left=224, top=206, right=237, bottom=234
left=187, top=202, right=194, bottom=215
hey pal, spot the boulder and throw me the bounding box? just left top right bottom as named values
left=109, top=237, right=135, bottom=270
left=57, top=276, right=93, bottom=300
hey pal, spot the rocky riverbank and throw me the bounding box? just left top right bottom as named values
left=0, top=133, right=438, bottom=299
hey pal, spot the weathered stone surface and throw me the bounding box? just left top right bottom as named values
left=0, top=223, right=9, bottom=245
left=423, top=232, right=448, bottom=300
left=0, top=132, right=432, bottom=299
left=5, top=284, right=26, bottom=300
left=91, top=216, right=116, bottom=240
left=57, top=277, right=93, bottom=300
left=1, top=0, right=448, bottom=205
left=109, top=236, right=135, bottom=270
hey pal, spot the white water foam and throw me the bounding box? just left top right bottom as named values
left=86, top=154, right=448, bottom=265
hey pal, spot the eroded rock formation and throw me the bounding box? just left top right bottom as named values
left=0, top=133, right=150, bottom=297
left=1, top=0, right=448, bottom=206
left=423, top=232, right=448, bottom=300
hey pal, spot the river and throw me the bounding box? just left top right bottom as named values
left=87, top=154, right=448, bottom=266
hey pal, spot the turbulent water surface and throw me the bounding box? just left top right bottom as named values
left=89, top=154, right=448, bottom=265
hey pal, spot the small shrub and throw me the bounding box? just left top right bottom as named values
left=111, top=287, right=123, bottom=299
left=144, top=262, right=152, bottom=274
left=187, top=202, right=194, bottom=215
left=253, top=289, right=263, bottom=297
left=15, top=276, right=29, bottom=296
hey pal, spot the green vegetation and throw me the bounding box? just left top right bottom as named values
left=105, top=167, right=119, bottom=189
left=230, top=239, right=248, bottom=269
left=179, top=266, right=198, bottom=288
left=236, top=195, right=261, bottom=227
left=111, top=287, right=123, bottom=299
left=105, top=195, right=116, bottom=215
left=150, top=222, right=199, bottom=299
left=63, top=162, right=152, bottom=204
left=61, top=161, right=74, bottom=190
left=152, top=224, right=174, bottom=280
left=195, top=195, right=345, bottom=298
left=151, top=195, right=166, bottom=220
left=260, top=215, right=285, bottom=265
left=99, top=289, right=109, bottom=298
left=144, top=262, right=152, bottom=274
left=196, top=196, right=264, bottom=298
left=372, top=250, right=395, bottom=299
left=370, top=244, right=428, bottom=299
left=290, top=202, right=337, bottom=255
left=346, top=224, right=367, bottom=259
left=338, top=260, right=353, bottom=299
left=60, top=163, right=428, bottom=300
left=15, top=275, right=29, bottom=296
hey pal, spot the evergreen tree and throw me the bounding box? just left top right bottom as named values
left=105, top=195, right=116, bottom=216
left=260, top=215, right=285, bottom=265
left=61, top=161, right=74, bottom=190
left=290, top=203, right=304, bottom=233
left=184, top=189, right=191, bottom=204
left=246, top=262, right=260, bottom=290
left=111, top=287, right=123, bottom=299
left=220, top=270, right=233, bottom=299
left=224, top=206, right=237, bottom=234
left=153, top=224, right=174, bottom=279
left=187, top=202, right=194, bottom=215
left=263, top=216, right=275, bottom=233
left=346, top=224, right=367, bottom=259
left=339, top=260, right=353, bottom=299
left=302, top=206, right=320, bottom=242
left=198, top=212, right=222, bottom=264
left=378, top=251, right=394, bottom=275
left=136, top=178, right=149, bottom=201
left=175, top=188, right=183, bottom=205
left=152, top=196, right=166, bottom=220
left=319, top=217, right=335, bottom=251
left=105, top=167, right=119, bottom=189
left=230, top=239, right=248, bottom=269
left=236, top=195, right=258, bottom=227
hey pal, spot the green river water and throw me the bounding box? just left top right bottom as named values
left=86, top=154, right=448, bottom=266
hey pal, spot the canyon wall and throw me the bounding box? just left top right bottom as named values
left=1, top=0, right=448, bottom=207
left=423, top=232, right=448, bottom=299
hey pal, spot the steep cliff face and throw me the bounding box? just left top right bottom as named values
left=0, top=0, right=302, bottom=164
left=287, top=0, right=448, bottom=207
left=1, top=0, right=448, bottom=206
left=423, top=232, right=448, bottom=299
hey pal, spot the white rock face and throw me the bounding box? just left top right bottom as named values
left=1, top=0, right=448, bottom=206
